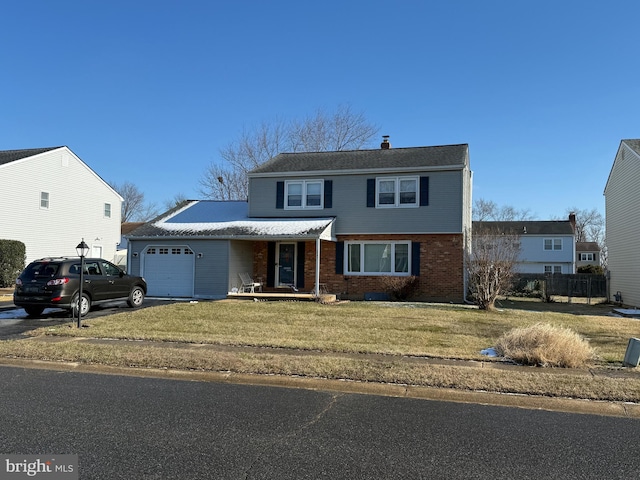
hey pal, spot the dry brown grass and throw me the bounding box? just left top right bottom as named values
left=1, top=299, right=639, bottom=401
left=495, top=323, right=595, bottom=368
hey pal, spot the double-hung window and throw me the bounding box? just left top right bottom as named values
left=579, top=253, right=595, bottom=261
left=543, top=238, right=562, bottom=251
left=376, top=177, right=418, bottom=207
left=104, top=203, right=111, bottom=218
left=285, top=180, right=323, bottom=209
left=544, top=265, right=562, bottom=274
left=346, top=241, right=410, bottom=276
left=40, top=192, right=49, bottom=209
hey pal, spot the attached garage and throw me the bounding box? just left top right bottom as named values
left=124, top=200, right=335, bottom=300
left=143, top=246, right=195, bottom=297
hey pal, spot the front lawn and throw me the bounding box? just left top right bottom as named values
left=1, top=299, right=638, bottom=402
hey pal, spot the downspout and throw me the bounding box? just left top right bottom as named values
left=315, top=238, right=321, bottom=297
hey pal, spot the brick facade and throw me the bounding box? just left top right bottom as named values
left=252, top=234, right=465, bottom=302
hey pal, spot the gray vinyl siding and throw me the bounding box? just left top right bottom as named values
left=191, top=240, right=230, bottom=299
left=248, top=170, right=464, bottom=234
left=605, top=142, right=640, bottom=306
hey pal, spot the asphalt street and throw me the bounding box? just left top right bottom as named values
left=1, top=365, right=639, bottom=479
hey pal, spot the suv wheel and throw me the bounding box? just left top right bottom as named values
left=127, top=286, right=145, bottom=308
left=24, top=306, right=45, bottom=317
left=72, top=293, right=91, bottom=317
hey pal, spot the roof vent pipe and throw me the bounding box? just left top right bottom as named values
left=381, top=135, right=391, bottom=149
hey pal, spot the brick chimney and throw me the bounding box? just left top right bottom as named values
left=381, top=135, right=391, bottom=149
left=569, top=212, right=576, bottom=232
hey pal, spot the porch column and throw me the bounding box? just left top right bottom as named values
left=315, top=238, right=321, bottom=297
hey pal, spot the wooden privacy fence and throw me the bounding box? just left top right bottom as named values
left=510, top=274, right=607, bottom=300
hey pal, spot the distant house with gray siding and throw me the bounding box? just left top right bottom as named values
left=473, top=215, right=576, bottom=274
left=126, top=140, right=473, bottom=301
left=604, top=139, right=640, bottom=306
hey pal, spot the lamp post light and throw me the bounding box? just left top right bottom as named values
left=75, top=239, right=89, bottom=328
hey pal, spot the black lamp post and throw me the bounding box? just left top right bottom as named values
left=75, top=239, right=89, bottom=328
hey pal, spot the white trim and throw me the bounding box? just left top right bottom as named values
left=375, top=176, right=419, bottom=208
left=344, top=240, right=411, bottom=276
left=284, top=179, right=324, bottom=210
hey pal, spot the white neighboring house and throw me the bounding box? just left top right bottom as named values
left=473, top=214, right=576, bottom=274
left=0, top=146, right=123, bottom=264
left=604, top=139, right=640, bottom=307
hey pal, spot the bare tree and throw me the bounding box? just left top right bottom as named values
left=467, top=226, right=521, bottom=310
left=200, top=104, right=379, bottom=200
left=163, top=193, right=189, bottom=212
left=473, top=198, right=533, bottom=221
left=565, top=207, right=604, bottom=244
left=109, top=181, right=159, bottom=222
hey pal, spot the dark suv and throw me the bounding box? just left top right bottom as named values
left=14, top=257, right=147, bottom=317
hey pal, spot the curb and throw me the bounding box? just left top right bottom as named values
left=1, top=357, right=639, bottom=419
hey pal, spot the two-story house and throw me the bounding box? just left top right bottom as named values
left=473, top=214, right=576, bottom=274
left=604, top=139, right=640, bottom=307
left=126, top=141, right=473, bottom=302
left=575, top=242, right=600, bottom=270
left=0, top=146, right=123, bottom=264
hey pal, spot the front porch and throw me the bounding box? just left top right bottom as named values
left=227, top=290, right=337, bottom=302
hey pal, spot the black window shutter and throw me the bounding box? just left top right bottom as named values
left=420, top=177, right=429, bottom=206
left=335, top=241, right=344, bottom=274
left=267, top=242, right=276, bottom=287
left=411, top=242, right=421, bottom=276
left=324, top=180, right=332, bottom=209
left=296, top=242, right=305, bottom=289
left=276, top=181, right=284, bottom=209
left=366, top=179, right=375, bottom=207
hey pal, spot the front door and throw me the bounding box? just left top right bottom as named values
left=277, top=243, right=296, bottom=287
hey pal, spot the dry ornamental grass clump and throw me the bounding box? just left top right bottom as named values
left=495, top=323, right=595, bottom=368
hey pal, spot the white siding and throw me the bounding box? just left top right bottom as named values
left=605, top=142, right=640, bottom=306
left=0, top=147, right=122, bottom=263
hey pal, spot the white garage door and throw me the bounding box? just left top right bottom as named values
left=143, top=246, right=194, bottom=297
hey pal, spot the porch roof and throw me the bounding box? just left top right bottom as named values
left=126, top=200, right=336, bottom=241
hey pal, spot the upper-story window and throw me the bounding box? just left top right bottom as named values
left=544, top=238, right=562, bottom=251
left=377, top=176, right=418, bottom=208
left=285, top=180, right=323, bottom=209
left=104, top=203, right=111, bottom=218
left=40, top=192, right=49, bottom=209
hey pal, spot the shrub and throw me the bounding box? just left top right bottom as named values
left=577, top=265, right=604, bottom=275
left=379, top=276, right=419, bottom=301
left=0, top=239, right=25, bottom=288
left=494, top=323, right=594, bottom=368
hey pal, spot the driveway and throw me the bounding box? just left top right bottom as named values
left=0, top=294, right=175, bottom=339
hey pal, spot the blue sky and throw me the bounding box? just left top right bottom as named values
left=2, top=1, right=638, bottom=219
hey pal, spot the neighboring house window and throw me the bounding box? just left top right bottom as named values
left=579, top=253, right=595, bottom=261
left=345, top=241, right=410, bottom=275
left=544, top=238, right=562, bottom=251
left=376, top=177, right=418, bottom=208
left=40, top=192, right=49, bottom=209
left=104, top=203, right=111, bottom=218
left=285, top=180, right=323, bottom=209
left=544, top=265, right=562, bottom=274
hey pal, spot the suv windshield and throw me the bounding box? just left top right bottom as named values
left=21, top=262, right=61, bottom=280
